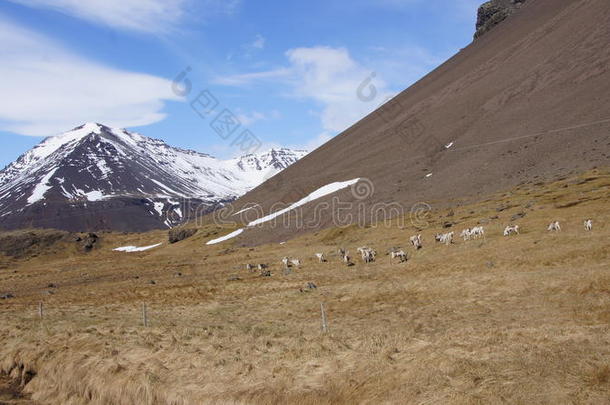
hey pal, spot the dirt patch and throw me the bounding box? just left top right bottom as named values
left=0, top=375, right=37, bottom=405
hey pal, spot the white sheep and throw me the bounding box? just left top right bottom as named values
left=342, top=252, right=352, bottom=265
left=460, top=228, right=472, bottom=241
left=358, top=247, right=376, bottom=263
left=391, top=250, right=408, bottom=263
left=547, top=221, right=561, bottom=232
left=410, top=234, right=422, bottom=250
left=503, top=225, right=519, bottom=236
left=584, top=219, right=593, bottom=231
left=436, top=232, right=454, bottom=245
left=470, top=226, right=485, bottom=239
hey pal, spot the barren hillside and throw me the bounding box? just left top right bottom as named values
left=226, top=0, right=610, bottom=246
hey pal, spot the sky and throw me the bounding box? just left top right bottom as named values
left=0, top=0, right=482, bottom=168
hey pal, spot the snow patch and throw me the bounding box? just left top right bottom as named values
left=153, top=202, right=165, bottom=216
left=84, top=190, right=106, bottom=201
left=113, top=243, right=162, bottom=252
left=233, top=206, right=257, bottom=216
left=206, top=228, right=244, bottom=245
left=27, top=168, right=58, bottom=204
left=205, top=179, right=360, bottom=245
left=248, top=178, right=360, bottom=227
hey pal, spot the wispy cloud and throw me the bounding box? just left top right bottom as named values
left=5, top=0, right=241, bottom=33
left=0, top=18, right=181, bottom=136
left=215, top=46, right=395, bottom=133
left=236, top=111, right=267, bottom=126
left=213, top=68, right=292, bottom=86
left=285, top=46, right=395, bottom=133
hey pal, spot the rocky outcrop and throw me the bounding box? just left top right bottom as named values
left=168, top=228, right=198, bottom=244
left=82, top=233, right=99, bottom=251
left=474, top=0, right=528, bottom=39
left=0, top=230, right=103, bottom=258
left=0, top=230, right=69, bottom=258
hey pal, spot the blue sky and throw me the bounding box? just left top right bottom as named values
left=0, top=0, right=481, bottom=168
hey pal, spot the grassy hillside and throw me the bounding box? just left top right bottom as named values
left=0, top=168, right=608, bottom=404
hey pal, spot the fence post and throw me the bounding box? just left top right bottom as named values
left=320, top=302, right=329, bottom=334
left=38, top=302, right=43, bottom=319
left=142, top=303, right=148, bottom=327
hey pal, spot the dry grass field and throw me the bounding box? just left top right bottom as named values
left=0, top=168, right=608, bottom=404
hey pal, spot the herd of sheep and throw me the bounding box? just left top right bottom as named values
left=243, top=219, right=594, bottom=273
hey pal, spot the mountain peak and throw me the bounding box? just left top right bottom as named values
left=0, top=124, right=306, bottom=232
left=75, top=122, right=104, bottom=132
left=33, top=122, right=113, bottom=162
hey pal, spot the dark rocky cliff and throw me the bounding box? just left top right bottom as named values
left=475, top=0, right=529, bottom=39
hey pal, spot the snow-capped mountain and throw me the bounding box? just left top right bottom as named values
left=0, top=123, right=307, bottom=231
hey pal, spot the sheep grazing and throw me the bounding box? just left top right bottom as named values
left=315, top=253, right=327, bottom=263
left=410, top=234, right=422, bottom=250
left=434, top=233, right=451, bottom=244
left=290, top=258, right=302, bottom=267
left=470, top=226, right=485, bottom=239
left=340, top=251, right=353, bottom=266
left=445, top=232, right=454, bottom=245
left=257, top=264, right=268, bottom=271
left=503, top=225, right=519, bottom=236
left=584, top=219, right=593, bottom=231
left=357, top=247, right=376, bottom=263
left=547, top=221, right=561, bottom=232
left=460, top=228, right=472, bottom=241
left=245, top=264, right=254, bottom=271
left=436, top=232, right=454, bottom=245
left=391, top=250, right=408, bottom=263
left=281, top=257, right=290, bottom=268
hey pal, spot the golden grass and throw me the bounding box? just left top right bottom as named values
left=0, top=168, right=609, bottom=404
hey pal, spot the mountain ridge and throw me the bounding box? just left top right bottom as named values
left=0, top=123, right=307, bottom=231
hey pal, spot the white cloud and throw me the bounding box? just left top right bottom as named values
left=6, top=0, right=190, bottom=33
left=285, top=46, right=395, bottom=133
left=236, top=111, right=267, bottom=126
left=217, top=46, right=394, bottom=133
left=0, top=18, right=181, bottom=136
left=235, top=109, right=281, bottom=126
left=213, top=68, right=291, bottom=86
left=6, top=0, right=242, bottom=33
left=214, top=44, right=444, bottom=150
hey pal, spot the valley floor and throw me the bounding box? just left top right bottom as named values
left=0, top=169, right=609, bottom=404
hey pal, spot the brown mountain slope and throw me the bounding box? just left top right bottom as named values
left=221, top=0, right=610, bottom=246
